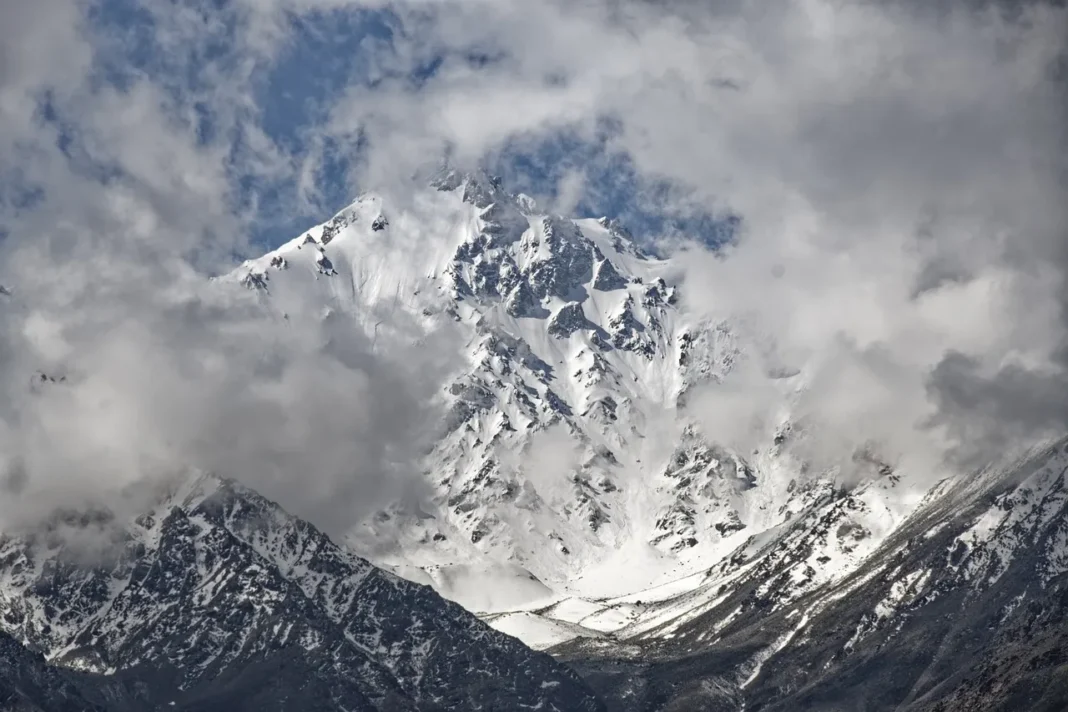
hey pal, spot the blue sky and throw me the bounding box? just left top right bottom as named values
left=4, top=0, right=1060, bottom=275
left=68, top=0, right=736, bottom=254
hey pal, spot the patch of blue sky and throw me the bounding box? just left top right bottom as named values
left=32, top=90, right=123, bottom=187
left=81, top=1, right=352, bottom=249
left=252, top=9, right=392, bottom=247
left=71, top=1, right=736, bottom=256
left=260, top=9, right=392, bottom=147
left=487, top=124, right=739, bottom=251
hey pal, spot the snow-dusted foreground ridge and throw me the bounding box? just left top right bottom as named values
left=0, top=472, right=603, bottom=711
left=225, top=172, right=1068, bottom=711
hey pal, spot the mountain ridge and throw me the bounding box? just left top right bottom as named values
left=0, top=469, right=604, bottom=711
left=225, top=172, right=1068, bottom=710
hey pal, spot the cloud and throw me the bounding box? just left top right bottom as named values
left=656, top=1, right=1068, bottom=474
left=0, top=203, right=454, bottom=537
left=324, top=0, right=1063, bottom=477
left=0, top=0, right=456, bottom=536
left=0, top=244, right=453, bottom=537
left=0, top=0, right=1064, bottom=543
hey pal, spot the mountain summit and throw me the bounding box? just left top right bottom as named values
left=226, top=174, right=912, bottom=632
left=226, top=175, right=1068, bottom=710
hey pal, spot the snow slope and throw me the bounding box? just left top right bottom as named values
left=557, top=439, right=1068, bottom=711
left=226, top=171, right=940, bottom=652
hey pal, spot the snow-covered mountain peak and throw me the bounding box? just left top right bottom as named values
left=211, top=180, right=942, bottom=652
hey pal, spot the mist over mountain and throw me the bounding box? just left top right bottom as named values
left=0, top=0, right=1065, bottom=710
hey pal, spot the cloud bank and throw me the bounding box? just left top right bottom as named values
left=0, top=0, right=449, bottom=534
left=0, top=0, right=1064, bottom=535
left=355, top=0, right=1065, bottom=477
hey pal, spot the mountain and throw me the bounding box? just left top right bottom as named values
left=233, top=171, right=761, bottom=600
left=0, top=472, right=604, bottom=711
left=1, top=172, right=1064, bottom=710
left=228, top=170, right=915, bottom=631
left=226, top=172, right=1068, bottom=710
left=552, top=440, right=1068, bottom=711
left=0, top=630, right=111, bottom=711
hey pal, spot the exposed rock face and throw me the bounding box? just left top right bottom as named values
left=548, top=302, right=593, bottom=339
left=591, top=256, right=628, bottom=292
